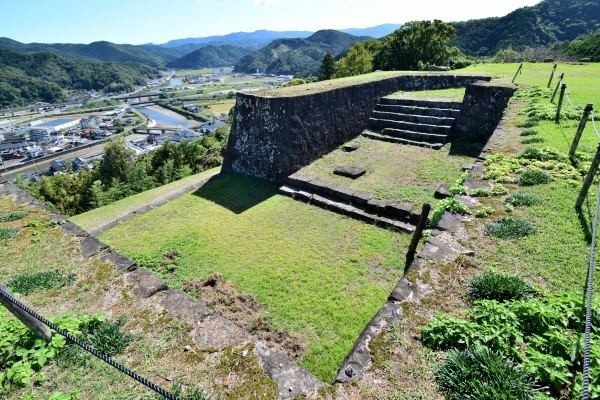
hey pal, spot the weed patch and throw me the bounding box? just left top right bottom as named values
left=521, top=137, right=545, bottom=144
left=475, top=207, right=494, bottom=218
left=467, top=272, right=536, bottom=302
left=430, top=198, right=471, bottom=226
left=505, top=192, right=542, bottom=207
left=435, top=346, right=536, bottom=400
left=0, top=228, right=19, bottom=240
left=422, top=292, right=600, bottom=398
left=0, top=211, right=29, bottom=223
left=7, top=270, right=76, bottom=295
left=519, top=170, right=551, bottom=186
left=520, top=129, right=538, bottom=137
left=484, top=217, right=536, bottom=239
left=470, top=188, right=490, bottom=197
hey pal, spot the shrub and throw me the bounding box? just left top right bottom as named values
left=430, top=198, right=471, bottom=226
left=422, top=292, right=600, bottom=398
left=521, top=137, right=545, bottom=144
left=519, top=170, right=551, bottom=186
left=449, top=184, right=467, bottom=195
left=0, top=211, right=29, bottom=223
left=7, top=270, right=76, bottom=295
left=520, top=129, right=538, bottom=137
left=0, top=227, right=19, bottom=240
left=520, top=147, right=567, bottom=163
left=484, top=217, right=535, bottom=239
left=505, top=192, right=542, bottom=207
left=491, top=184, right=509, bottom=196
left=435, top=346, right=536, bottom=400
left=467, top=272, right=536, bottom=302
left=475, top=207, right=494, bottom=218
left=470, top=188, right=490, bottom=197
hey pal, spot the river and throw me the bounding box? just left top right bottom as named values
left=133, top=105, right=196, bottom=128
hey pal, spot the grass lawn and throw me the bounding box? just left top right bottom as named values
left=71, top=168, right=220, bottom=233
left=0, top=196, right=252, bottom=400
left=454, top=62, right=600, bottom=293
left=297, top=135, right=475, bottom=211
left=392, top=87, right=466, bottom=101
left=99, top=174, right=412, bottom=382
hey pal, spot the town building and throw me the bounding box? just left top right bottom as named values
left=33, top=118, right=81, bottom=133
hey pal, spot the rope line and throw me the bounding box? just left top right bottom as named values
left=566, top=89, right=577, bottom=108
left=582, top=182, right=600, bottom=400
left=592, top=111, right=600, bottom=140
left=0, top=288, right=180, bottom=400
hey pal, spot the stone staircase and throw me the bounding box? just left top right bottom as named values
left=279, top=174, right=418, bottom=233
left=363, top=97, right=463, bottom=149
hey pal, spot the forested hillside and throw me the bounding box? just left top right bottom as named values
left=234, top=30, right=365, bottom=75
left=564, top=28, right=600, bottom=60
left=453, top=0, right=600, bottom=55
left=0, top=50, right=159, bottom=108
left=0, top=37, right=182, bottom=67
left=166, top=45, right=250, bottom=68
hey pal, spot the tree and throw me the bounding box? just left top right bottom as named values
left=97, top=139, right=134, bottom=185
left=374, top=20, right=459, bottom=70
left=318, top=53, right=336, bottom=81
left=335, top=43, right=373, bottom=78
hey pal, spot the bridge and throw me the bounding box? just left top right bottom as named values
left=132, top=127, right=182, bottom=134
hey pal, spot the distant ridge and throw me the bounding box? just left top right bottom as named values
left=166, top=45, right=251, bottom=68
left=161, top=30, right=313, bottom=50
left=234, top=30, right=367, bottom=76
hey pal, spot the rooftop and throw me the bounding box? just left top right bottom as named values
left=34, top=118, right=80, bottom=128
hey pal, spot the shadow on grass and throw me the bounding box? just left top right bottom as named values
left=577, top=192, right=594, bottom=244
left=192, top=173, right=278, bottom=214
left=448, top=135, right=487, bottom=158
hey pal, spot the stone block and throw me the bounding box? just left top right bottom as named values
left=125, top=268, right=168, bottom=299
left=342, top=142, right=360, bottom=152
left=366, top=198, right=386, bottom=214
left=334, top=166, right=366, bottom=179
left=385, top=200, right=413, bottom=219
left=351, top=191, right=373, bottom=206
left=434, top=184, right=451, bottom=199
left=161, top=290, right=210, bottom=325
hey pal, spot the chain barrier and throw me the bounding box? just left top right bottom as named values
left=566, top=88, right=578, bottom=108
left=0, top=287, right=180, bottom=400
left=582, top=182, right=600, bottom=400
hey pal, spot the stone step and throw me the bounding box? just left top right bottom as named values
left=382, top=128, right=448, bottom=143
left=371, top=110, right=455, bottom=126
left=379, top=97, right=463, bottom=110
left=363, top=130, right=445, bottom=150
left=368, top=118, right=452, bottom=134
left=376, top=104, right=461, bottom=118
left=279, top=185, right=416, bottom=233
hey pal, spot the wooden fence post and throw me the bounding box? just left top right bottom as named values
left=406, top=203, right=431, bottom=266
left=512, top=63, right=523, bottom=84
left=547, top=64, right=557, bottom=88
left=569, top=104, right=594, bottom=158
left=576, top=143, right=600, bottom=210
left=0, top=285, right=52, bottom=340
left=555, top=84, right=567, bottom=124
left=551, top=73, right=565, bottom=103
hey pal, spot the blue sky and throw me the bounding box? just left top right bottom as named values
left=1, top=0, right=542, bottom=44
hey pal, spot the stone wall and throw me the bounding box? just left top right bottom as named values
left=453, top=81, right=517, bottom=142
left=222, top=73, right=491, bottom=182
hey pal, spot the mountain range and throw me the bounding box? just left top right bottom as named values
left=166, top=45, right=251, bottom=69
left=233, top=30, right=367, bottom=75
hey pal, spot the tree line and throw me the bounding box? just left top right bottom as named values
left=17, top=127, right=229, bottom=216
left=318, top=20, right=472, bottom=81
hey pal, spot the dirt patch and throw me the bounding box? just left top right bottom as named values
left=183, top=273, right=305, bottom=360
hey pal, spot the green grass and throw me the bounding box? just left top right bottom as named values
left=71, top=168, right=220, bottom=233
left=99, top=174, right=411, bottom=382
left=297, top=136, right=475, bottom=211
left=392, top=87, right=466, bottom=101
